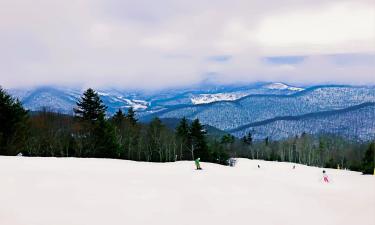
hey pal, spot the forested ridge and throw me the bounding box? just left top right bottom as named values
left=1, top=87, right=373, bottom=174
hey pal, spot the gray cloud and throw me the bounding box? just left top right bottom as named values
left=0, top=0, right=374, bottom=89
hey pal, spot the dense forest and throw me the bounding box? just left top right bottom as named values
left=0, top=87, right=374, bottom=174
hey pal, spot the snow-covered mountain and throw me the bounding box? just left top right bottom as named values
left=8, top=87, right=149, bottom=114
left=142, top=85, right=375, bottom=141
left=230, top=102, right=375, bottom=141
left=190, top=83, right=304, bottom=104
left=9, top=82, right=303, bottom=113
left=7, top=83, right=375, bottom=141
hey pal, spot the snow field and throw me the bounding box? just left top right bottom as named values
left=0, top=157, right=374, bottom=225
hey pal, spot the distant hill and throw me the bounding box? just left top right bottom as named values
left=8, top=83, right=375, bottom=141
left=229, top=102, right=375, bottom=141
left=143, top=85, right=374, bottom=129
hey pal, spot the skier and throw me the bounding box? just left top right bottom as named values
left=322, top=170, right=329, bottom=183
left=195, top=158, right=202, bottom=170
left=293, top=165, right=296, bottom=169
left=257, top=164, right=260, bottom=169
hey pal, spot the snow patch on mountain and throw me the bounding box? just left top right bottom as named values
left=191, top=93, right=248, bottom=104
left=60, top=91, right=150, bottom=111
left=116, top=97, right=149, bottom=110
left=264, top=82, right=304, bottom=91
left=97, top=91, right=110, bottom=96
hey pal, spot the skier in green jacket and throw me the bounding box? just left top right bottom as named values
left=195, top=158, right=202, bottom=170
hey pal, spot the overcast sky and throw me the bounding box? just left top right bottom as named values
left=0, top=0, right=374, bottom=89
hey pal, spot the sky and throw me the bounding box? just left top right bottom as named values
left=0, top=0, right=374, bottom=90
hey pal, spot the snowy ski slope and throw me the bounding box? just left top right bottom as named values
left=0, top=156, right=374, bottom=225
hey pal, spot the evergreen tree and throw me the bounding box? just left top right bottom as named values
left=110, top=108, right=140, bottom=159
left=241, top=135, right=247, bottom=144
left=112, top=109, right=126, bottom=125
left=0, top=87, right=28, bottom=155
left=221, top=134, right=235, bottom=145
left=264, top=136, right=270, bottom=146
left=318, top=137, right=326, bottom=166
left=176, top=117, right=190, bottom=144
left=92, top=117, right=119, bottom=158
left=190, top=119, right=209, bottom=161
left=247, top=132, right=253, bottom=146
left=126, top=107, right=138, bottom=125
left=242, top=132, right=253, bottom=146
left=362, top=142, right=374, bottom=174
left=73, top=88, right=119, bottom=158
left=175, top=117, right=193, bottom=160
left=209, top=139, right=230, bottom=165
left=74, top=88, right=107, bottom=121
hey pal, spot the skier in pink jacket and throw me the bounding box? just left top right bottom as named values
left=322, top=170, right=329, bottom=183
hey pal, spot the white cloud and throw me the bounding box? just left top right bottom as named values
left=0, top=0, right=374, bottom=89
left=255, top=2, right=375, bottom=55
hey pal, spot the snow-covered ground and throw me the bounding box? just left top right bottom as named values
left=0, top=156, right=374, bottom=225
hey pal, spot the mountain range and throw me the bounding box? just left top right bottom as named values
left=7, top=82, right=375, bottom=141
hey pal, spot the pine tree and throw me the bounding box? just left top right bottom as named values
left=176, top=117, right=190, bottom=144
left=242, top=132, right=253, bottom=146
left=247, top=132, right=253, bottom=146
left=110, top=108, right=140, bottom=159
left=265, top=136, right=270, bottom=146
left=221, top=134, right=235, bottom=145
left=112, top=109, right=126, bottom=125
left=362, top=142, right=374, bottom=174
left=241, top=135, right=247, bottom=144
left=208, top=139, right=229, bottom=165
left=73, top=88, right=119, bottom=158
left=318, top=137, right=326, bottom=166
left=190, top=119, right=209, bottom=161
left=92, top=118, right=119, bottom=158
left=74, top=88, right=107, bottom=122
left=176, top=117, right=191, bottom=160
left=0, top=87, right=29, bottom=155
left=126, top=107, right=138, bottom=125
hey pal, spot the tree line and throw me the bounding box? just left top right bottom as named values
left=0, top=87, right=229, bottom=164
left=221, top=132, right=374, bottom=173
left=0, top=87, right=373, bottom=173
